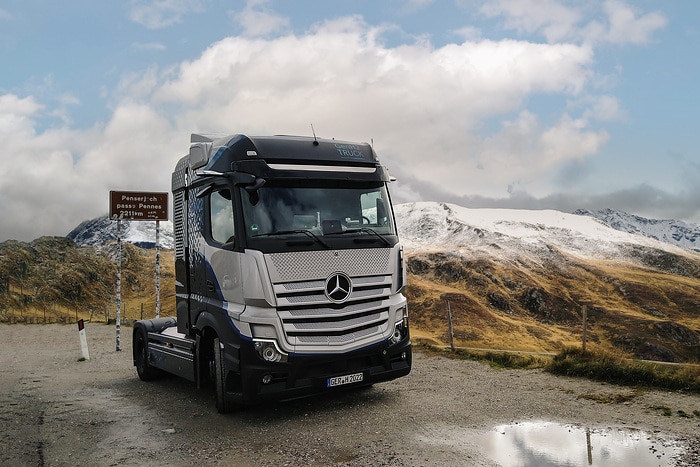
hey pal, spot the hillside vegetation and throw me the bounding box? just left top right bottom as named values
left=0, top=237, right=175, bottom=324
left=406, top=248, right=700, bottom=363
left=1, top=236, right=698, bottom=363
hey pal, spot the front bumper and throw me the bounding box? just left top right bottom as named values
left=225, top=336, right=412, bottom=405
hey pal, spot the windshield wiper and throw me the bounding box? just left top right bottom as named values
left=326, top=227, right=392, bottom=246
left=252, top=229, right=331, bottom=249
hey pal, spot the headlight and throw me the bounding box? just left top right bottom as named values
left=254, top=339, right=288, bottom=363
left=389, top=307, right=409, bottom=346
left=390, top=323, right=403, bottom=345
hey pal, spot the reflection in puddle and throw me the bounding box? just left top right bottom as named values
left=478, top=421, right=683, bottom=466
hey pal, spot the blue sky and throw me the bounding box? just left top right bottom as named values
left=1, top=0, right=699, bottom=241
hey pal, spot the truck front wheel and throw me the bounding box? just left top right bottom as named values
left=212, top=337, right=237, bottom=414
left=133, top=329, right=162, bottom=381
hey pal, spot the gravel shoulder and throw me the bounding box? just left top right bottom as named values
left=1, top=323, right=698, bottom=466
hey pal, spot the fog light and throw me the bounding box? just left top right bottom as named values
left=401, top=352, right=407, bottom=360
left=262, top=374, right=273, bottom=385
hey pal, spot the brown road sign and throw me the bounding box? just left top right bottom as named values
left=109, top=190, right=168, bottom=221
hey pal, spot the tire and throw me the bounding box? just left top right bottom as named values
left=213, top=337, right=237, bottom=413
left=133, top=330, right=162, bottom=381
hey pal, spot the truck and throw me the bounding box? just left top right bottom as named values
left=132, top=133, right=412, bottom=412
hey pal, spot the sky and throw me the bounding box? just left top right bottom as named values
left=1, top=0, right=699, bottom=242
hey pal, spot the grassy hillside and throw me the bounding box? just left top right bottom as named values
left=1, top=236, right=698, bottom=363
left=0, top=237, right=175, bottom=324
left=406, top=248, right=700, bottom=363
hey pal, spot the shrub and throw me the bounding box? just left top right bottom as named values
left=547, top=346, right=700, bottom=392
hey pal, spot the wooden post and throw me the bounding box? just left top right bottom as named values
left=446, top=300, right=455, bottom=351
left=586, top=428, right=593, bottom=464
left=582, top=304, right=588, bottom=353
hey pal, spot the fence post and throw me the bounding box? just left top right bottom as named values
left=582, top=304, right=588, bottom=353
left=446, top=300, right=455, bottom=351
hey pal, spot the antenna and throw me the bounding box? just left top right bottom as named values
left=311, top=124, right=319, bottom=146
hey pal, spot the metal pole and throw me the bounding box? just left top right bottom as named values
left=115, top=217, right=122, bottom=352
left=155, top=220, right=161, bottom=318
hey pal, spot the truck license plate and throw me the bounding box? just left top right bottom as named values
left=327, top=372, right=364, bottom=387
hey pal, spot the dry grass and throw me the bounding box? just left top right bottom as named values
left=1, top=244, right=176, bottom=324
left=548, top=346, right=700, bottom=392
left=406, top=249, right=700, bottom=363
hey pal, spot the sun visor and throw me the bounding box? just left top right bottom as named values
left=188, top=143, right=210, bottom=170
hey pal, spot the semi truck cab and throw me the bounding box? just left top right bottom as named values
left=133, top=134, right=411, bottom=412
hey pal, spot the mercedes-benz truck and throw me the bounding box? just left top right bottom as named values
left=133, top=133, right=411, bottom=412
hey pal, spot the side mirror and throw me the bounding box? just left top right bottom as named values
left=245, top=178, right=265, bottom=206
left=376, top=198, right=388, bottom=225
left=244, top=177, right=266, bottom=193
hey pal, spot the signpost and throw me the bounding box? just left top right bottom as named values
left=109, top=191, right=169, bottom=221
left=110, top=191, right=168, bottom=351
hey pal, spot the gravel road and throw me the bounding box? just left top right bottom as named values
left=1, top=323, right=698, bottom=466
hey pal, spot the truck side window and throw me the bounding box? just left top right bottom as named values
left=210, top=189, right=235, bottom=244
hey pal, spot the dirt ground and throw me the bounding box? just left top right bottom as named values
left=1, top=323, right=698, bottom=466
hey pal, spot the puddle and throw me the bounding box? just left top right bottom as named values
left=476, top=421, right=684, bottom=466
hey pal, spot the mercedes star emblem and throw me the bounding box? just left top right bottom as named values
left=325, top=273, right=352, bottom=303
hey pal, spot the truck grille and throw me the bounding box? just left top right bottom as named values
left=266, top=249, right=393, bottom=349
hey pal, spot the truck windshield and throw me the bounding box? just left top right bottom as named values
left=240, top=181, right=397, bottom=242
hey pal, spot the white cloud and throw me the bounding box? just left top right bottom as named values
left=584, top=94, right=623, bottom=122
left=0, top=94, right=43, bottom=136
left=598, top=0, right=667, bottom=45
left=481, top=0, right=666, bottom=45
left=393, top=0, right=436, bottom=14
left=139, top=18, right=596, bottom=201
left=57, top=94, right=80, bottom=106
left=0, top=96, right=95, bottom=239
left=453, top=26, right=482, bottom=42
left=129, top=0, right=204, bottom=29
left=0, top=93, right=179, bottom=240
left=232, top=0, right=290, bottom=37
left=133, top=42, right=167, bottom=51
left=481, top=0, right=582, bottom=43
left=0, top=5, right=678, bottom=241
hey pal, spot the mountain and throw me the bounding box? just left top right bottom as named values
left=67, top=215, right=174, bottom=249
left=396, top=202, right=691, bottom=260
left=6, top=202, right=699, bottom=362
left=395, top=202, right=700, bottom=363
left=66, top=206, right=697, bottom=254
left=574, top=208, right=700, bottom=252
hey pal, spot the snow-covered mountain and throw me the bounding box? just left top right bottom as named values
left=66, top=204, right=699, bottom=258
left=67, top=214, right=174, bottom=249
left=395, top=202, right=699, bottom=263
left=574, top=208, right=700, bottom=252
